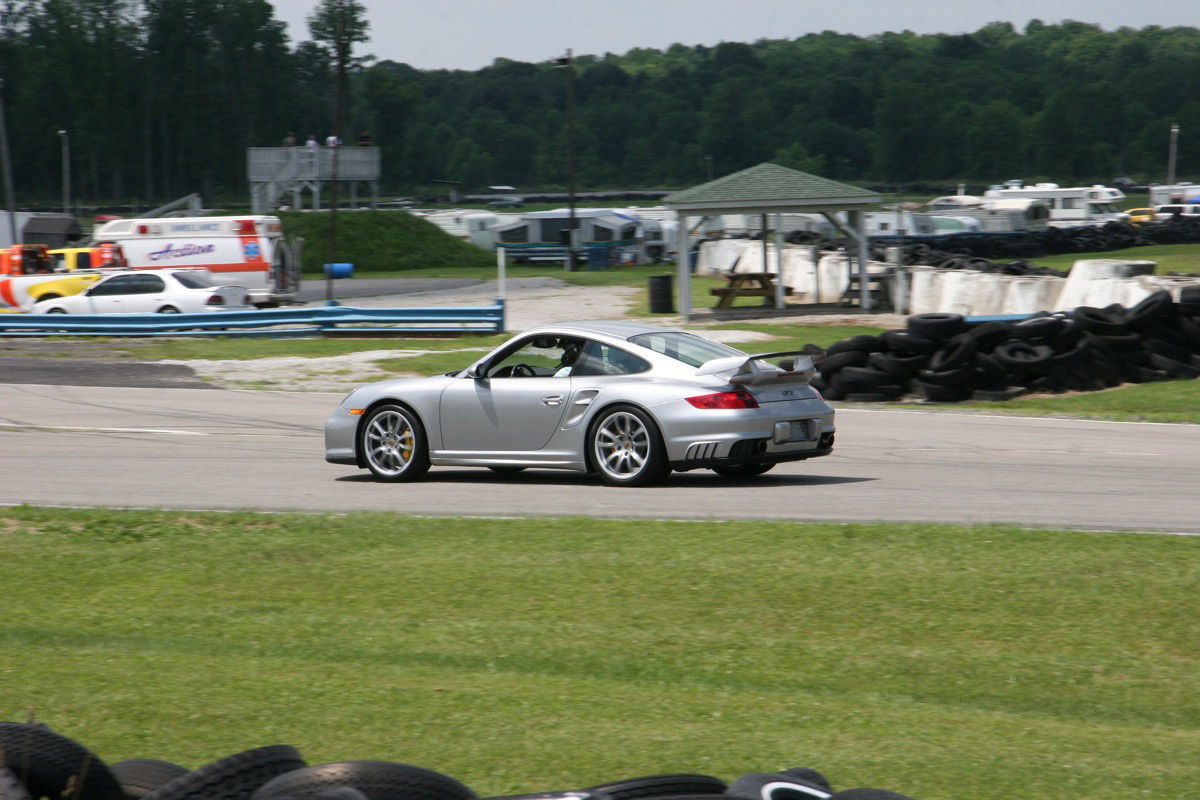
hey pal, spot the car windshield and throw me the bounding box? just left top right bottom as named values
left=628, top=331, right=744, bottom=367
left=171, top=271, right=215, bottom=289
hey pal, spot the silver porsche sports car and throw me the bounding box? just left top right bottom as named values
left=324, top=320, right=835, bottom=486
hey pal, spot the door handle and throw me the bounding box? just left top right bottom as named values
left=541, top=394, right=564, bottom=406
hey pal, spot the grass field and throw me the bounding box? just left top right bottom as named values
left=1, top=507, right=1197, bottom=800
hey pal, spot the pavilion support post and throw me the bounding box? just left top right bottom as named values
left=677, top=212, right=692, bottom=320
left=848, top=210, right=870, bottom=311
left=774, top=214, right=785, bottom=309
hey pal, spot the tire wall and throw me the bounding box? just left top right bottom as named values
left=815, top=294, right=1200, bottom=403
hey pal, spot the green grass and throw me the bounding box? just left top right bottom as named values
left=1, top=507, right=1197, bottom=800
left=1031, top=242, right=1200, bottom=274
left=924, top=378, right=1200, bottom=423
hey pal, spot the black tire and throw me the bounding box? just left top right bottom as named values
left=359, top=404, right=430, bottom=482
left=1148, top=352, right=1200, bottom=379
left=45, top=308, right=68, bottom=314
left=144, top=746, right=305, bottom=800
left=825, top=335, right=885, bottom=357
left=111, top=761, right=190, bottom=800
left=964, top=320, right=1012, bottom=349
left=1145, top=338, right=1193, bottom=363
left=907, top=312, right=966, bottom=340
left=725, top=773, right=831, bottom=800
left=837, top=366, right=893, bottom=391
left=1073, top=306, right=1128, bottom=335
left=252, top=762, right=475, bottom=800
left=582, top=775, right=726, bottom=800
left=778, top=770, right=832, bottom=793
left=911, top=378, right=970, bottom=402
left=828, top=792, right=915, bottom=800
left=915, top=365, right=973, bottom=387
left=588, top=405, right=669, bottom=487
left=993, top=341, right=1053, bottom=372
left=156, top=306, right=181, bottom=314
left=972, top=387, right=1027, bottom=401
left=486, top=466, right=526, bottom=474
left=712, top=462, right=775, bottom=478
left=1009, top=314, right=1065, bottom=340
left=0, top=722, right=126, bottom=800
left=866, top=352, right=914, bottom=383
left=927, top=334, right=977, bottom=372
left=881, top=330, right=936, bottom=355
left=817, top=350, right=868, bottom=376
left=1125, top=290, right=1175, bottom=331
left=1, top=767, right=32, bottom=800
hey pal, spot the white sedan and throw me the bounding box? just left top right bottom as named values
left=30, top=269, right=253, bottom=314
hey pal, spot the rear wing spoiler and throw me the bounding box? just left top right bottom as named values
left=695, top=349, right=825, bottom=386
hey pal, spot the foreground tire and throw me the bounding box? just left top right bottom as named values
left=111, top=760, right=190, bottom=800
left=360, top=404, right=430, bottom=482
left=725, top=773, right=832, bottom=799
left=143, top=745, right=305, bottom=800
left=156, top=306, right=181, bottom=314
left=779, top=770, right=832, bottom=793
left=0, top=722, right=126, bottom=800
left=252, top=762, right=476, bottom=800
left=711, top=462, right=775, bottom=478
left=582, top=774, right=726, bottom=799
left=589, top=405, right=669, bottom=486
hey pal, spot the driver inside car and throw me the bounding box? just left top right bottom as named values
left=553, top=338, right=583, bottom=377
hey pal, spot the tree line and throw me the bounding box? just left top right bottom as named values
left=3, top=2, right=1199, bottom=208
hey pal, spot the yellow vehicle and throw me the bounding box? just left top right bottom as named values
left=48, top=244, right=125, bottom=272
left=0, top=243, right=122, bottom=310
left=1124, top=208, right=1156, bottom=224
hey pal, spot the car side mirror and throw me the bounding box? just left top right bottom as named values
left=464, top=363, right=488, bottom=379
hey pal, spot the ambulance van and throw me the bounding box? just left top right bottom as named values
left=89, top=216, right=299, bottom=307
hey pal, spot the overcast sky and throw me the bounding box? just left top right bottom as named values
left=266, top=0, right=1200, bottom=71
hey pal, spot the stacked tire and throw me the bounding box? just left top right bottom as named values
left=813, top=289, right=1200, bottom=402
left=0, top=722, right=920, bottom=800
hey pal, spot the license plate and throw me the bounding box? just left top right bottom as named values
left=775, top=419, right=812, bottom=444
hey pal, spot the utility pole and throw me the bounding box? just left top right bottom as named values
left=1167, top=123, right=1181, bottom=189
left=57, top=129, right=70, bottom=215
left=0, top=79, right=17, bottom=245
left=325, top=0, right=346, bottom=303
left=556, top=49, right=576, bottom=271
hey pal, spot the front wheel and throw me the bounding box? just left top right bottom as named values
left=45, top=308, right=68, bottom=314
left=589, top=405, right=669, bottom=486
left=711, top=461, right=775, bottom=478
left=360, top=404, right=430, bottom=482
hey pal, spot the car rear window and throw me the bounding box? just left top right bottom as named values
left=628, top=331, right=744, bottom=367
left=172, top=271, right=214, bottom=289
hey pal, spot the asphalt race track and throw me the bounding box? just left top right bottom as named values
left=3, top=382, right=1198, bottom=534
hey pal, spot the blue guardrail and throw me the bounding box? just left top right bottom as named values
left=0, top=301, right=505, bottom=337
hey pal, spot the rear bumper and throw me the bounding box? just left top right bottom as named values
left=671, top=433, right=835, bottom=472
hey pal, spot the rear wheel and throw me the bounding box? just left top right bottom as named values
left=712, top=461, right=775, bottom=478
left=589, top=405, right=669, bottom=486
left=157, top=305, right=180, bottom=313
left=360, top=404, right=430, bottom=482
left=45, top=307, right=68, bottom=314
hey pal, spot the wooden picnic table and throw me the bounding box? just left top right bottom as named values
left=709, top=271, right=792, bottom=309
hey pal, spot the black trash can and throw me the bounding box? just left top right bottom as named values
left=647, top=273, right=674, bottom=313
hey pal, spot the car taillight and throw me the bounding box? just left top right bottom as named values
left=685, top=390, right=759, bottom=409
left=207, top=295, right=224, bottom=305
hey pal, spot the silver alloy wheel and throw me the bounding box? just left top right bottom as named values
left=593, top=410, right=651, bottom=481
left=364, top=408, right=417, bottom=477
